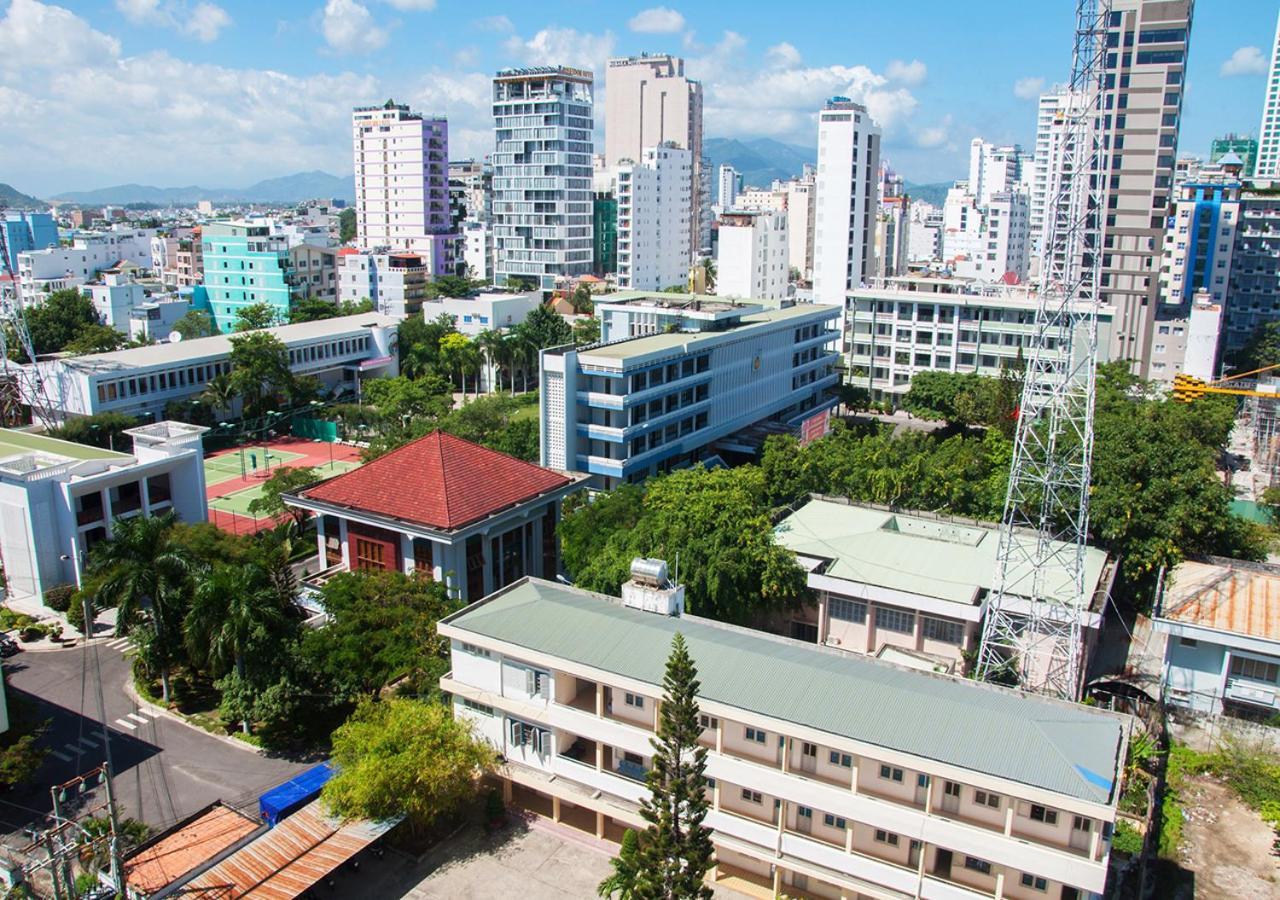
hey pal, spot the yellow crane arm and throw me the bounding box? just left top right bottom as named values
left=1171, top=367, right=1280, bottom=402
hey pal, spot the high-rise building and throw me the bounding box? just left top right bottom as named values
left=781, top=168, right=817, bottom=280
left=199, top=222, right=294, bottom=332
left=717, top=164, right=741, bottom=209
left=492, top=67, right=595, bottom=291
left=1209, top=134, right=1257, bottom=177
left=812, top=98, right=881, bottom=307
left=1, top=212, right=59, bottom=273
left=351, top=101, right=455, bottom=274
left=1030, top=87, right=1073, bottom=256
left=1256, top=10, right=1280, bottom=179
left=616, top=144, right=693, bottom=290
left=605, top=54, right=705, bottom=263
left=874, top=195, right=911, bottom=279
left=716, top=210, right=789, bottom=302
left=967, top=139, right=1027, bottom=207
left=1095, top=0, right=1193, bottom=374
left=942, top=184, right=1031, bottom=283
left=591, top=193, right=617, bottom=276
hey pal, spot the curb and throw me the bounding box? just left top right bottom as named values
left=122, top=671, right=270, bottom=757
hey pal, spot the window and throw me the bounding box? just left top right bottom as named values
left=1029, top=804, right=1058, bottom=825
left=829, top=750, right=853, bottom=768
left=1020, top=873, right=1048, bottom=891
left=823, top=813, right=847, bottom=829
left=741, top=789, right=762, bottom=804
left=624, top=692, right=645, bottom=709
left=796, top=805, right=812, bottom=819
left=698, top=714, right=719, bottom=731
left=874, top=829, right=899, bottom=846
left=944, top=781, right=961, bottom=798
left=462, top=698, right=494, bottom=717
left=1179, top=637, right=1198, bottom=648
left=974, top=790, right=1001, bottom=809
left=964, top=857, right=992, bottom=875
left=829, top=597, right=867, bottom=623
left=875, top=606, right=915, bottom=635
left=745, top=726, right=767, bottom=744
left=879, top=764, right=904, bottom=783
left=1230, top=655, right=1280, bottom=683
left=460, top=642, right=491, bottom=658
left=922, top=617, right=964, bottom=644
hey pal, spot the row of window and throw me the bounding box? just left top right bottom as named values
left=826, top=597, right=965, bottom=645
left=96, top=360, right=231, bottom=404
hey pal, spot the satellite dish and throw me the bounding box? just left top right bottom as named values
left=169, top=331, right=183, bottom=343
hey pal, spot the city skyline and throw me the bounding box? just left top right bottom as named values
left=0, top=0, right=1274, bottom=196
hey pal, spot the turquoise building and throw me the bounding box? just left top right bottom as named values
left=199, top=222, right=294, bottom=332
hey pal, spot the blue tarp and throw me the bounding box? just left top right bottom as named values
left=258, top=762, right=336, bottom=827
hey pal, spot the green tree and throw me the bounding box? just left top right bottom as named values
left=172, top=309, right=215, bottom=340
left=88, top=513, right=194, bottom=702
left=516, top=304, right=573, bottom=351
left=47, top=412, right=138, bottom=450
left=427, top=274, right=477, bottom=299
left=302, top=570, right=460, bottom=698
left=228, top=331, right=293, bottom=419
left=22, top=288, right=100, bottom=357
left=338, top=207, right=357, bottom=244
left=0, top=696, right=49, bottom=790
left=323, top=697, right=496, bottom=835
left=559, top=484, right=645, bottom=578
left=288, top=296, right=342, bottom=323
left=699, top=257, right=715, bottom=292
left=632, top=634, right=714, bottom=900
left=474, top=329, right=505, bottom=394
left=183, top=563, right=288, bottom=732
left=398, top=313, right=457, bottom=379
left=598, top=829, right=641, bottom=899
left=363, top=374, right=453, bottom=422
left=1235, top=320, right=1280, bottom=373
left=247, top=465, right=321, bottom=527
left=1262, top=485, right=1280, bottom=527
left=233, top=302, right=282, bottom=332
left=200, top=372, right=237, bottom=420
left=570, top=283, right=594, bottom=314
left=573, top=316, right=601, bottom=346
left=439, top=331, right=475, bottom=394
left=63, top=323, right=128, bottom=355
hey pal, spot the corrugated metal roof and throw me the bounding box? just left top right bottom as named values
left=774, top=499, right=1110, bottom=608
left=443, top=579, right=1127, bottom=805
left=124, top=803, right=259, bottom=896
left=184, top=799, right=396, bottom=899
left=1160, top=558, right=1280, bottom=643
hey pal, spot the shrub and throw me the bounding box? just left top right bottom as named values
left=1112, top=819, right=1144, bottom=856
left=44, top=584, right=75, bottom=612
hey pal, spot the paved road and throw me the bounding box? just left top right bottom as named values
left=0, top=641, right=307, bottom=839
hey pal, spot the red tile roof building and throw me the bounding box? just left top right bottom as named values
left=286, top=431, right=585, bottom=602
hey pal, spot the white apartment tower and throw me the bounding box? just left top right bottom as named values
left=942, top=186, right=1031, bottom=282
left=492, top=67, right=595, bottom=291
left=605, top=54, right=705, bottom=261
left=968, top=139, right=1027, bottom=207
left=718, top=165, right=742, bottom=209
left=351, top=101, right=455, bottom=274
left=716, top=210, right=789, bottom=302
left=812, top=98, right=882, bottom=306
left=616, top=144, right=693, bottom=291
left=781, top=168, right=817, bottom=280
left=1257, top=10, right=1280, bottom=178
left=1030, top=87, right=1074, bottom=256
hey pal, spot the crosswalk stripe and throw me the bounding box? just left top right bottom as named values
left=79, top=736, right=100, bottom=747
left=127, top=713, right=148, bottom=724
left=63, top=743, right=83, bottom=754
left=137, top=708, right=161, bottom=717
left=51, top=750, right=72, bottom=763
left=113, top=718, right=136, bottom=731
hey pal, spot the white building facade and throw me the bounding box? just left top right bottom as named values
left=715, top=210, right=789, bottom=302
left=1256, top=10, right=1280, bottom=179
left=717, top=165, right=741, bottom=209
left=616, top=144, right=693, bottom=291
left=17, top=228, right=156, bottom=305
left=942, top=186, right=1031, bottom=283
left=812, top=98, right=882, bottom=307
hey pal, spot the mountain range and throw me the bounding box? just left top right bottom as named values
left=47, top=170, right=357, bottom=206
left=704, top=137, right=815, bottom=189
left=0, top=183, right=44, bottom=209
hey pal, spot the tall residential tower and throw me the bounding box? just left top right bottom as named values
left=492, top=67, right=595, bottom=291
left=1256, top=9, right=1280, bottom=178
left=812, top=98, right=881, bottom=307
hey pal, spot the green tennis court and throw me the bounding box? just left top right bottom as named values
left=209, top=459, right=360, bottom=516
left=203, top=448, right=305, bottom=486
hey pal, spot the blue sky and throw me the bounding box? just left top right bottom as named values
left=1, top=0, right=1277, bottom=195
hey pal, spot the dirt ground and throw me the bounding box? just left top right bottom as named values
left=1178, top=776, right=1280, bottom=899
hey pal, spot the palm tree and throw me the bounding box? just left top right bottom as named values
left=700, top=257, right=716, bottom=292
left=90, top=513, right=194, bottom=703
left=508, top=328, right=535, bottom=394
left=201, top=372, right=237, bottom=420
left=464, top=343, right=483, bottom=400
left=184, top=563, right=285, bottom=733
left=474, top=329, right=504, bottom=395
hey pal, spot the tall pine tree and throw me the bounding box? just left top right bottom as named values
left=632, top=633, right=714, bottom=899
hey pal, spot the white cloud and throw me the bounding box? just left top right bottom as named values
left=381, top=0, right=436, bottom=9
left=1221, top=46, right=1266, bottom=77
left=114, top=0, right=230, bottom=42
left=504, top=27, right=616, bottom=74
left=915, top=115, right=952, bottom=149
left=628, top=6, right=685, bottom=34
left=3, top=0, right=122, bottom=68
left=1013, top=76, right=1045, bottom=100
left=322, top=0, right=387, bottom=55
left=886, top=59, right=926, bottom=87
left=474, top=14, right=514, bottom=33
left=765, top=42, right=801, bottom=69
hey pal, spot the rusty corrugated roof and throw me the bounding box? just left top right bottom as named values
left=124, top=803, right=259, bottom=896
left=182, top=799, right=395, bottom=899
left=1161, top=558, right=1280, bottom=642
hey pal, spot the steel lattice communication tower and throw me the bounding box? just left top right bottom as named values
left=975, top=0, right=1111, bottom=700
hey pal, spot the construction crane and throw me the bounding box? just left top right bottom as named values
left=1171, top=366, right=1280, bottom=402
left=974, top=0, right=1111, bottom=700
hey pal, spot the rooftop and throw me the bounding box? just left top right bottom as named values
left=441, top=578, right=1127, bottom=805
left=774, top=498, right=1110, bottom=608
left=294, top=431, right=577, bottom=532
left=124, top=803, right=260, bottom=896
left=0, top=428, right=129, bottom=463
left=46, top=312, right=398, bottom=372
left=597, top=292, right=761, bottom=317
left=577, top=303, right=838, bottom=365
left=1158, top=556, right=1280, bottom=644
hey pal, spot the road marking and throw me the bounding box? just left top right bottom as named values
left=138, top=708, right=161, bottom=717
left=113, top=718, right=137, bottom=731
left=51, top=750, right=72, bottom=762
left=107, top=637, right=131, bottom=649
left=127, top=713, right=148, bottom=725
left=79, top=736, right=100, bottom=747
left=63, top=743, right=83, bottom=755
